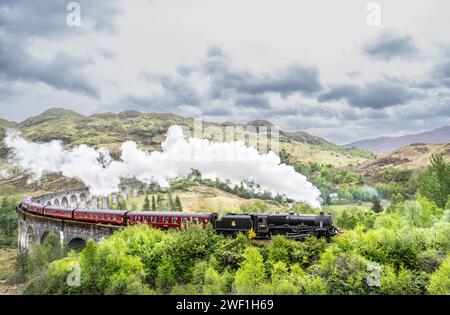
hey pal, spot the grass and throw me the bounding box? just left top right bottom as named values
left=0, top=248, right=24, bottom=295
left=117, top=186, right=282, bottom=216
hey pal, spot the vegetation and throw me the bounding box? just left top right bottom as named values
left=17, top=160, right=450, bottom=296
left=0, top=126, right=449, bottom=295
left=419, top=154, right=450, bottom=209
left=20, top=195, right=450, bottom=295
left=0, top=197, right=18, bottom=247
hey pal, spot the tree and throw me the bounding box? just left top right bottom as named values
left=325, top=194, right=332, bottom=206
left=117, top=200, right=127, bottom=210
left=174, top=195, right=182, bottom=212
left=168, top=194, right=175, bottom=211
left=427, top=254, right=450, bottom=295
left=143, top=193, right=150, bottom=211
left=15, top=246, right=29, bottom=282
left=419, top=154, right=450, bottom=208
left=151, top=195, right=156, bottom=211
left=371, top=196, right=383, bottom=213
left=0, top=196, right=17, bottom=239
left=234, top=247, right=266, bottom=294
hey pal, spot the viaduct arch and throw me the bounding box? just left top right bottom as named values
left=17, top=184, right=144, bottom=251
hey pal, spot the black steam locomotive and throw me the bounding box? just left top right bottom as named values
left=214, top=212, right=339, bottom=240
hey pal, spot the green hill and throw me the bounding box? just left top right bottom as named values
left=1, top=108, right=373, bottom=164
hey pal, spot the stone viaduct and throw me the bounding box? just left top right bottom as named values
left=17, top=183, right=144, bottom=251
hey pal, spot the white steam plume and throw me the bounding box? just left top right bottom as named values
left=4, top=126, right=321, bottom=208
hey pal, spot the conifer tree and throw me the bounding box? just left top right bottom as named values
left=143, top=193, right=150, bottom=211
left=175, top=195, right=183, bottom=212
left=151, top=195, right=156, bottom=211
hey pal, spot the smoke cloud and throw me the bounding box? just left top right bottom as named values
left=4, top=126, right=321, bottom=208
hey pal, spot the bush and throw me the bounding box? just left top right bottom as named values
left=427, top=254, right=450, bottom=295
left=234, top=247, right=266, bottom=294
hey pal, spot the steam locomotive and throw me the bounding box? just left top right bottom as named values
left=19, top=197, right=339, bottom=240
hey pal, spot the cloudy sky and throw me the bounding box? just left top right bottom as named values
left=1, top=0, right=450, bottom=144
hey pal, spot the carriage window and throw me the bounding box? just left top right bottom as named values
left=151, top=217, right=157, bottom=223
left=172, top=218, right=178, bottom=224
left=182, top=218, right=187, bottom=224
left=192, top=217, right=197, bottom=223
left=163, top=217, right=168, bottom=224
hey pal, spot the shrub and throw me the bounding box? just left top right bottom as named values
left=427, top=254, right=450, bottom=295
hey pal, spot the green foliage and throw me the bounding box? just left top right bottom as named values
left=427, top=253, right=450, bottom=295
left=168, top=194, right=175, bottom=211
left=116, top=199, right=128, bottom=210
left=419, top=154, right=450, bottom=208
left=174, top=195, right=182, bottom=212
left=15, top=246, right=29, bottom=282
left=371, top=196, right=383, bottom=213
left=0, top=196, right=18, bottom=247
left=234, top=247, right=266, bottom=294
left=143, top=194, right=151, bottom=211
left=21, top=194, right=450, bottom=295
left=335, top=207, right=376, bottom=230
left=240, top=201, right=269, bottom=213
left=311, top=249, right=373, bottom=295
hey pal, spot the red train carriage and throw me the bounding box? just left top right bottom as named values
left=73, top=209, right=128, bottom=226
left=43, top=206, right=75, bottom=220
left=21, top=198, right=44, bottom=215
left=126, top=211, right=217, bottom=229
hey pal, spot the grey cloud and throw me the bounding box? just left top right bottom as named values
left=340, top=109, right=360, bottom=121
left=136, top=46, right=322, bottom=114
left=201, top=105, right=233, bottom=116
left=199, top=48, right=322, bottom=97
left=432, top=59, right=450, bottom=87
left=0, top=0, right=123, bottom=97
left=318, top=80, right=418, bottom=109
left=210, top=64, right=322, bottom=97
left=158, top=75, right=202, bottom=106
left=235, top=95, right=271, bottom=109
left=365, top=109, right=389, bottom=119
left=238, top=65, right=322, bottom=96
left=362, top=33, right=418, bottom=61
left=0, top=0, right=123, bottom=37
left=434, top=60, right=450, bottom=79
left=0, top=40, right=99, bottom=97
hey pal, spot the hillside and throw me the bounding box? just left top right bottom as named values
left=353, top=142, right=450, bottom=180
left=0, top=119, right=17, bottom=129
left=0, top=108, right=375, bottom=198
left=1, top=108, right=372, bottom=164
left=345, top=126, right=450, bottom=154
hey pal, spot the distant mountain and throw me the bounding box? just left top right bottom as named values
left=345, top=126, right=450, bottom=153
